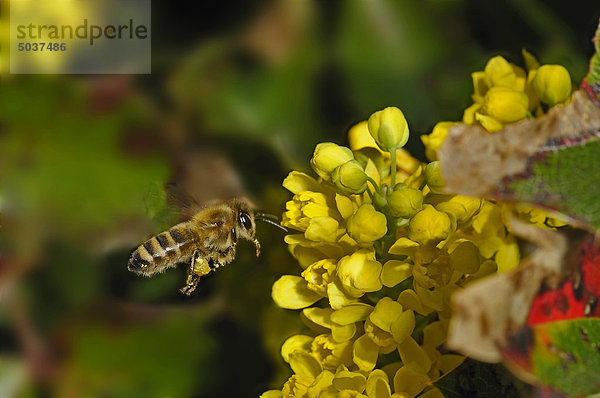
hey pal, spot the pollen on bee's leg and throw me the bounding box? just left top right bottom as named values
left=180, top=255, right=212, bottom=295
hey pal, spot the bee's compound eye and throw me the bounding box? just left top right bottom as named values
left=239, top=212, right=252, bottom=230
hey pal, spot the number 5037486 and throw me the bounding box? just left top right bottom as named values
left=17, top=42, right=67, bottom=51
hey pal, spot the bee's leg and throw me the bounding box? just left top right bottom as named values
left=253, top=238, right=260, bottom=257
left=180, top=251, right=212, bottom=295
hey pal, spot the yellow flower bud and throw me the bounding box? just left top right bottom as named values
left=347, top=204, right=387, bottom=244
left=331, top=160, right=369, bottom=195
left=484, top=56, right=525, bottom=91
left=311, top=142, right=354, bottom=180
left=532, top=64, right=572, bottom=106
left=424, top=161, right=444, bottom=193
left=387, top=185, right=423, bottom=218
left=482, top=87, right=529, bottom=123
left=408, top=205, right=452, bottom=245
left=421, top=121, right=458, bottom=161
left=435, top=195, right=481, bottom=225
left=367, top=107, right=409, bottom=151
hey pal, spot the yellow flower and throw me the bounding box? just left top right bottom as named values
left=337, top=249, right=383, bottom=294
left=311, top=142, right=355, bottom=181
left=482, top=86, right=529, bottom=123
left=483, top=56, right=526, bottom=91
left=282, top=190, right=338, bottom=231
left=282, top=374, right=313, bottom=398
left=532, top=64, right=572, bottom=106
left=311, top=334, right=354, bottom=370
left=367, top=107, right=409, bottom=151
left=331, top=160, right=369, bottom=195
left=364, top=318, right=396, bottom=349
left=424, top=161, right=444, bottom=194
left=347, top=204, right=387, bottom=244
left=434, top=195, right=481, bottom=225
left=302, top=259, right=337, bottom=296
left=421, top=121, right=458, bottom=161
left=387, top=185, right=423, bottom=219
left=408, top=205, right=452, bottom=246
left=272, top=275, right=322, bottom=309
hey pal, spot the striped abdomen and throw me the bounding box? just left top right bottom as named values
left=128, top=223, right=197, bottom=275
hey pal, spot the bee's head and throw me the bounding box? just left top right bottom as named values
left=232, top=199, right=260, bottom=256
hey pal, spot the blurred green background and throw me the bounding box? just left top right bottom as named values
left=0, top=1, right=598, bottom=397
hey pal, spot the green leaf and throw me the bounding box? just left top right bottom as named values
left=520, top=319, right=600, bottom=397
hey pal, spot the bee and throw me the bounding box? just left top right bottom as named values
left=127, top=197, right=285, bottom=295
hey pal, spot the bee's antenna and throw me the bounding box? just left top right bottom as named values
left=255, top=212, right=289, bottom=233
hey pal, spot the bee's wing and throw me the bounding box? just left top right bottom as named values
left=167, top=149, right=253, bottom=221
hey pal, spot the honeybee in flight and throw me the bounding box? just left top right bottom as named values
left=127, top=197, right=285, bottom=295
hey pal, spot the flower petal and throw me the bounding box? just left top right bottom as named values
left=366, top=369, right=391, bottom=398
left=303, top=307, right=333, bottom=329
left=397, top=336, right=431, bottom=374
left=272, top=275, right=322, bottom=309
left=333, top=369, right=367, bottom=393
left=353, top=334, right=380, bottom=372
left=327, top=279, right=359, bottom=310
left=281, top=334, right=313, bottom=363
left=330, top=303, right=374, bottom=325
left=390, top=310, right=415, bottom=345
left=369, top=297, right=403, bottom=333
left=305, top=216, right=344, bottom=243
left=289, top=350, right=322, bottom=379
left=381, top=260, right=412, bottom=288
left=393, top=366, right=430, bottom=397
left=332, top=321, right=356, bottom=343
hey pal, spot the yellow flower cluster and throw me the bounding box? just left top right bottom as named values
left=420, top=52, right=570, bottom=230
left=422, top=51, right=573, bottom=159
left=265, top=104, right=523, bottom=397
